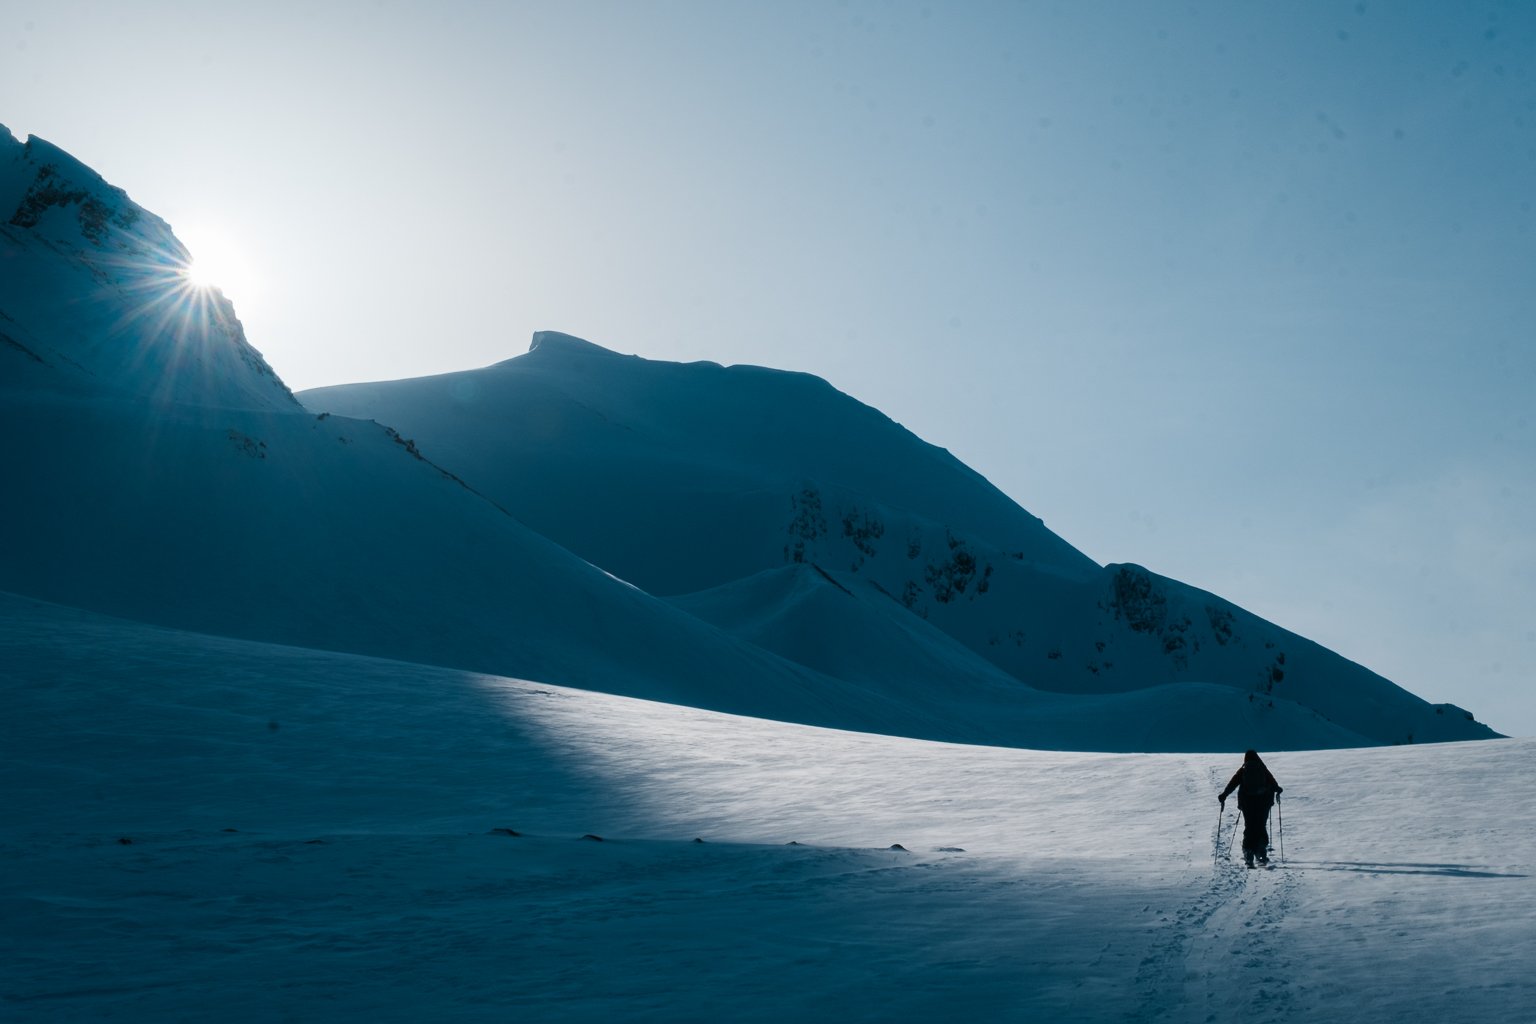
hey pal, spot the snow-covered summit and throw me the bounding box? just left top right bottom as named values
left=305, top=334, right=1501, bottom=748
left=0, top=127, right=293, bottom=410
left=311, top=330, right=1095, bottom=591
left=1, top=127, right=172, bottom=255
left=0, top=131, right=1502, bottom=752
left=527, top=329, right=627, bottom=357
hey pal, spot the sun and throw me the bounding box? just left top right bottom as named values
left=175, top=222, right=260, bottom=307
left=184, top=258, right=220, bottom=289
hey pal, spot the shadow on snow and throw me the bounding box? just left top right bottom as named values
left=1285, top=860, right=1526, bottom=879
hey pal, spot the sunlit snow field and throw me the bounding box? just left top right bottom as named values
left=3, top=592, right=1531, bottom=1022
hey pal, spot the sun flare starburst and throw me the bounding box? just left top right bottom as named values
left=184, top=259, right=220, bottom=289
left=175, top=223, right=259, bottom=308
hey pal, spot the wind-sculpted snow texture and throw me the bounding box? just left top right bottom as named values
left=2, top=596, right=1530, bottom=1022
left=304, top=332, right=1497, bottom=748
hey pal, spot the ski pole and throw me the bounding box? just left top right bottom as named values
left=1215, top=804, right=1225, bottom=861
left=1220, top=805, right=1237, bottom=861
left=1278, top=796, right=1284, bottom=863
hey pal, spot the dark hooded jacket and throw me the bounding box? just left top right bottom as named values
left=1220, top=750, right=1283, bottom=814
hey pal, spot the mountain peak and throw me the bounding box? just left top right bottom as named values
left=528, top=331, right=621, bottom=357
left=0, top=128, right=296, bottom=411
left=1, top=127, right=180, bottom=258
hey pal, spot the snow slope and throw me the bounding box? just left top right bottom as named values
left=303, top=329, right=1094, bottom=595
left=0, top=384, right=1377, bottom=751
left=0, top=128, right=1022, bottom=742
left=4, top=593, right=1530, bottom=1022
left=0, top=390, right=875, bottom=725
left=4, top=130, right=1489, bottom=751
left=302, top=334, right=1498, bottom=747
left=666, top=562, right=1372, bottom=751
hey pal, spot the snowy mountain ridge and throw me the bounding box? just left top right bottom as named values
left=0, top=129, right=1500, bottom=751
left=304, top=333, right=1497, bottom=748
left=0, top=125, right=293, bottom=411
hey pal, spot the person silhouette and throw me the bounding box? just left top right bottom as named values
left=1219, top=749, right=1283, bottom=867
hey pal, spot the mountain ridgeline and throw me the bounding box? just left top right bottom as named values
left=0, top=126, right=1498, bottom=750
left=303, top=333, right=1497, bottom=749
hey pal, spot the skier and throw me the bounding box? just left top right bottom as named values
left=1219, top=749, right=1283, bottom=867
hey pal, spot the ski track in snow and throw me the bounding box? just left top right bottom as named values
left=1128, top=760, right=1298, bottom=1024
left=1171, top=860, right=1303, bottom=1024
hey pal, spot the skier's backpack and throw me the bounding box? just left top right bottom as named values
left=1239, top=765, right=1275, bottom=803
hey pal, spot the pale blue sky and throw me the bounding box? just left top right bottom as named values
left=4, top=0, right=1533, bottom=735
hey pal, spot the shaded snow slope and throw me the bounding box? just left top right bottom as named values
left=0, top=130, right=1495, bottom=751
left=0, top=126, right=293, bottom=411
left=668, top=564, right=1373, bottom=750
left=302, top=333, right=1498, bottom=747
left=668, top=561, right=1036, bottom=692
left=302, top=329, right=1097, bottom=593
left=0, top=393, right=990, bottom=740
left=0, top=132, right=1070, bottom=748
left=3, top=595, right=1530, bottom=1022
left=2, top=384, right=1372, bottom=750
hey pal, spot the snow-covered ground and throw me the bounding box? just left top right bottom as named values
left=4, top=593, right=1530, bottom=1022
